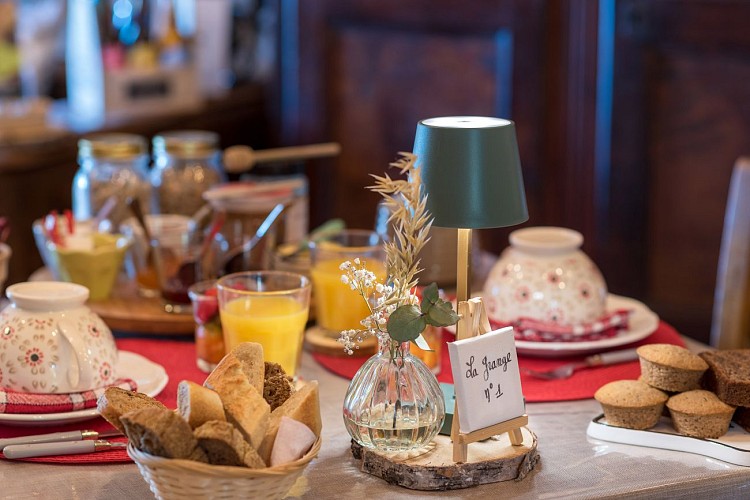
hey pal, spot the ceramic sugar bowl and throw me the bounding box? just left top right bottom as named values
left=483, top=227, right=608, bottom=326
left=0, top=282, right=117, bottom=393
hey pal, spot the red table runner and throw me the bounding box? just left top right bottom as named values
left=311, top=321, right=686, bottom=403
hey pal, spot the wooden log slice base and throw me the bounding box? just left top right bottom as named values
left=350, top=427, right=539, bottom=491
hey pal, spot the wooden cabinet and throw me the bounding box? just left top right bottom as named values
left=274, top=0, right=750, bottom=344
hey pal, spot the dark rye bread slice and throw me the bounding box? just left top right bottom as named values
left=120, top=406, right=208, bottom=462
left=194, top=420, right=266, bottom=468
left=264, top=362, right=295, bottom=411
left=97, top=387, right=169, bottom=434
left=700, top=350, right=750, bottom=407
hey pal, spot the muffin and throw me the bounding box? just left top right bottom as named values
left=594, top=380, right=669, bottom=430
left=699, top=349, right=750, bottom=406
left=666, top=390, right=736, bottom=438
left=637, top=344, right=708, bottom=392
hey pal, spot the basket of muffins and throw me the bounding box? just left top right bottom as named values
left=96, top=342, right=321, bottom=500
left=594, top=344, right=749, bottom=439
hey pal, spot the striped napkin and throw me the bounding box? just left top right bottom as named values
left=492, top=309, right=634, bottom=342
left=0, top=379, right=137, bottom=414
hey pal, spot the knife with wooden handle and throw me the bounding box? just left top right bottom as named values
left=0, top=430, right=122, bottom=451
left=2, top=440, right=126, bottom=459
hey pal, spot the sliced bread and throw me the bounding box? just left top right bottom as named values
left=257, top=381, right=321, bottom=464
left=263, top=362, right=295, bottom=411
left=177, top=380, right=226, bottom=429
left=97, top=387, right=168, bottom=434
left=205, top=343, right=265, bottom=395
left=699, top=349, right=750, bottom=406
left=120, top=406, right=208, bottom=462
left=194, top=420, right=266, bottom=468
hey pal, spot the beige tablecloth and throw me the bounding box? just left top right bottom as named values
left=2, top=340, right=749, bottom=499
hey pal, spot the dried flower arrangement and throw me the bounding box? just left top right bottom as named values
left=338, top=152, right=459, bottom=358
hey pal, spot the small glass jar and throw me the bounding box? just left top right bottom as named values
left=73, top=133, right=150, bottom=228
left=150, top=130, right=226, bottom=216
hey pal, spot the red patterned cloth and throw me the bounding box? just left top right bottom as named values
left=0, top=379, right=137, bottom=415
left=495, top=309, right=633, bottom=342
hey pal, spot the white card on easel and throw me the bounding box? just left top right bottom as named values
left=447, top=326, right=525, bottom=433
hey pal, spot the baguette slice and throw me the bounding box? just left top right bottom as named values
left=97, top=387, right=168, bottom=434
left=203, top=352, right=271, bottom=447
left=221, top=384, right=270, bottom=449
left=194, top=420, right=266, bottom=468
left=205, top=343, right=264, bottom=395
left=258, top=381, right=321, bottom=463
left=120, top=406, right=208, bottom=462
left=177, top=380, right=226, bottom=429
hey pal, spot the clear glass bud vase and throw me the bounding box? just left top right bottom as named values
left=343, top=337, right=445, bottom=452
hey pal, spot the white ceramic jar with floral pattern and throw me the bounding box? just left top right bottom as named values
left=483, top=227, right=608, bottom=326
left=0, top=281, right=117, bottom=393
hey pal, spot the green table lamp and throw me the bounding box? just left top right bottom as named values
left=414, top=116, right=530, bottom=463
left=413, top=116, right=528, bottom=308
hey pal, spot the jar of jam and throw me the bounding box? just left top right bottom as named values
left=73, top=133, right=150, bottom=227
left=150, top=130, right=226, bottom=216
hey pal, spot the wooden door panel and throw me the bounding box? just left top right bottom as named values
left=327, top=24, right=514, bottom=225
left=609, top=0, right=750, bottom=343
left=279, top=0, right=546, bottom=247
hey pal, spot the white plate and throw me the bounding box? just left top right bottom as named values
left=0, top=351, right=168, bottom=426
left=513, top=294, right=659, bottom=357
left=587, top=414, right=750, bottom=467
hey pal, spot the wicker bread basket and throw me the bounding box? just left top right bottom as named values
left=127, top=437, right=322, bottom=500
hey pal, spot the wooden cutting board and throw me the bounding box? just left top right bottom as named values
left=87, top=278, right=195, bottom=335
left=30, top=268, right=195, bottom=335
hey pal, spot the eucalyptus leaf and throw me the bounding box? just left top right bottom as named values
left=420, top=282, right=440, bottom=311
left=413, top=332, right=433, bottom=351
left=424, top=299, right=460, bottom=327
left=387, top=305, right=426, bottom=342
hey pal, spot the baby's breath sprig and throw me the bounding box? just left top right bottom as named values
left=338, top=153, right=458, bottom=357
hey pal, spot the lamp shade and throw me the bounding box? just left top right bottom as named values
left=413, top=116, right=528, bottom=229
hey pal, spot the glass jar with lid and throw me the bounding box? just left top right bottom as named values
left=73, top=133, right=150, bottom=227
left=150, top=130, right=226, bottom=216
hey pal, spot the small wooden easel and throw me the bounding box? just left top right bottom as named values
left=451, top=297, right=528, bottom=463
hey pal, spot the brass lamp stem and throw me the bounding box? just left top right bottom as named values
left=456, top=228, right=473, bottom=330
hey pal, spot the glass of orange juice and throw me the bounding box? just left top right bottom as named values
left=310, top=230, right=386, bottom=338
left=216, top=271, right=311, bottom=376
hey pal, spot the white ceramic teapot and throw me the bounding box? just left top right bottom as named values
left=483, top=227, right=608, bottom=326
left=0, top=281, right=118, bottom=393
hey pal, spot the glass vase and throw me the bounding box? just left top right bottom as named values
left=343, top=337, right=445, bottom=452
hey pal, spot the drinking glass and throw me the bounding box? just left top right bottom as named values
left=188, top=279, right=225, bottom=373
left=309, top=230, right=386, bottom=338
left=217, top=271, right=311, bottom=376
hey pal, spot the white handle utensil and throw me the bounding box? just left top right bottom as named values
left=0, top=430, right=122, bottom=451
left=3, top=440, right=126, bottom=459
